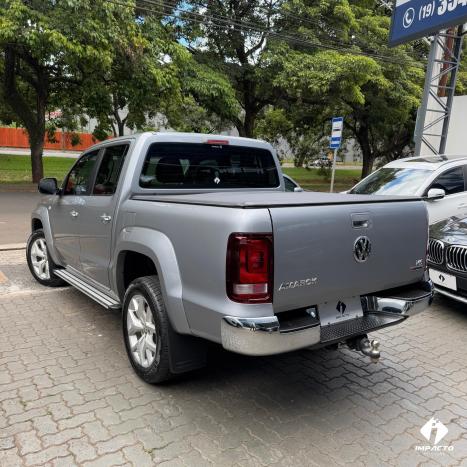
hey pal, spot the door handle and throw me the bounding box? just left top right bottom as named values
left=458, top=203, right=467, bottom=208
left=100, top=214, right=112, bottom=223
left=70, top=210, right=79, bottom=218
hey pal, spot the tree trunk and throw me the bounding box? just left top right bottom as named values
left=361, top=155, right=374, bottom=179
left=118, top=120, right=126, bottom=136
left=243, top=107, right=256, bottom=138
left=355, top=122, right=374, bottom=179
left=112, top=110, right=126, bottom=137
left=29, top=131, right=45, bottom=183
left=237, top=105, right=257, bottom=138
left=3, top=46, right=47, bottom=183
left=237, top=75, right=257, bottom=138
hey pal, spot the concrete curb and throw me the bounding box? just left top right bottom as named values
left=0, top=243, right=26, bottom=251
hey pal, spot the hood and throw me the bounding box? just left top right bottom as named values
left=430, top=215, right=467, bottom=245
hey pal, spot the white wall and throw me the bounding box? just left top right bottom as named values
left=444, top=95, right=467, bottom=155
left=421, top=94, right=467, bottom=156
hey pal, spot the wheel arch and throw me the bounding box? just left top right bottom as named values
left=30, top=208, right=62, bottom=266
left=113, top=228, right=190, bottom=334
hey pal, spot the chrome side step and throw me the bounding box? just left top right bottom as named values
left=54, top=269, right=121, bottom=310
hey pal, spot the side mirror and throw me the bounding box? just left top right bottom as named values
left=38, top=178, right=58, bottom=195
left=294, top=186, right=304, bottom=192
left=426, top=188, right=446, bottom=200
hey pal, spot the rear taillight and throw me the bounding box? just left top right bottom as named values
left=226, top=233, right=273, bottom=303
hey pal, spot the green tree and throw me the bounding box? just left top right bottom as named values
left=84, top=14, right=189, bottom=138
left=182, top=0, right=285, bottom=137
left=0, top=0, right=142, bottom=182
left=258, top=0, right=426, bottom=177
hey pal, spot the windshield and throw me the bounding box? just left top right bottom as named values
left=349, top=167, right=432, bottom=196
left=140, top=143, right=279, bottom=189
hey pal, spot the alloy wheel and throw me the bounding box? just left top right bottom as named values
left=30, top=238, right=50, bottom=280
left=126, top=294, right=158, bottom=368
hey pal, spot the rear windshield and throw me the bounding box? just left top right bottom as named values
left=349, top=167, right=432, bottom=196
left=139, top=143, right=279, bottom=189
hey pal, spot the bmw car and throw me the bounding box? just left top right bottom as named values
left=428, top=215, right=467, bottom=303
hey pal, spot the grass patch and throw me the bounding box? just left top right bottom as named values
left=0, top=155, right=75, bottom=184
left=0, top=155, right=362, bottom=192
left=282, top=167, right=361, bottom=192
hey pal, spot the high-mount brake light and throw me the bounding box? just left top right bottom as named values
left=226, top=233, right=273, bottom=303
left=206, top=139, right=229, bottom=145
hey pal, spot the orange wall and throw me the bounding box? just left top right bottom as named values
left=0, top=127, right=100, bottom=152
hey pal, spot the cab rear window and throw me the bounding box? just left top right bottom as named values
left=139, top=143, right=279, bottom=189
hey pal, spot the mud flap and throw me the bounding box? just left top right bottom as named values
left=168, top=323, right=207, bottom=374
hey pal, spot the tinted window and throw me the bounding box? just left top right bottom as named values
left=284, top=176, right=297, bottom=192
left=427, top=167, right=465, bottom=195
left=63, top=150, right=99, bottom=195
left=350, top=168, right=432, bottom=196
left=93, top=144, right=129, bottom=195
left=139, top=143, right=279, bottom=189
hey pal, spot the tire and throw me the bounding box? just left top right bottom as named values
left=122, top=276, right=173, bottom=384
left=26, top=229, right=66, bottom=287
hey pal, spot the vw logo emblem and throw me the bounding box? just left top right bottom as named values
left=354, top=236, right=372, bottom=263
left=403, top=7, right=415, bottom=29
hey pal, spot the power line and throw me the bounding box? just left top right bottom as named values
left=143, top=0, right=426, bottom=67
left=105, top=0, right=425, bottom=69
left=143, top=0, right=424, bottom=62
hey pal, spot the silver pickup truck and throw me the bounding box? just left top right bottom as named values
left=28, top=132, right=433, bottom=383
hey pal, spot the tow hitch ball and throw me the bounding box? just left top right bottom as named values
left=347, top=335, right=381, bottom=363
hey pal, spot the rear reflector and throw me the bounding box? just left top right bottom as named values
left=226, top=233, right=273, bottom=303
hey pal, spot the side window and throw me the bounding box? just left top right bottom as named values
left=92, top=144, right=129, bottom=195
left=428, top=167, right=465, bottom=195
left=284, top=176, right=296, bottom=192
left=63, top=150, right=99, bottom=196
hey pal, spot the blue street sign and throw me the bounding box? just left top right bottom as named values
left=389, top=0, right=467, bottom=47
left=330, top=117, right=343, bottom=149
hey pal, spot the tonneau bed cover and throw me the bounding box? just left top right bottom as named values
left=131, top=191, right=421, bottom=208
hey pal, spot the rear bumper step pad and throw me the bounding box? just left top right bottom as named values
left=320, top=313, right=404, bottom=344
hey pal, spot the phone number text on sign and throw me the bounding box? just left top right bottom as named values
left=390, top=0, right=467, bottom=45
left=419, top=0, right=467, bottom=21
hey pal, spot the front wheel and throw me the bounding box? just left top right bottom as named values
left=26, top=229, right=66, bottom=287
left=122, top=276, right=173, bottom=384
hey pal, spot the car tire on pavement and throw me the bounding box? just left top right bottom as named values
left=26, top=229, right=66, bottom=287
left=122, top=275, right=173, bottom=384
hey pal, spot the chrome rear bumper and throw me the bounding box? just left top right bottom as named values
left=221, top=280, right=433, bottom=356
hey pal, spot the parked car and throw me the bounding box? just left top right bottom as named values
left=283, top=174, right=303, bottom=192
left=27, top=132, right=432, bottom=383
left=428, top=215, right=467, bottom=304
left=348, top=155, right=467, bottom=224
left=309, top=156, right=331, bottom=168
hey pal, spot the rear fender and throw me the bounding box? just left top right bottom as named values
left=113, top=227, right=190, bottom=335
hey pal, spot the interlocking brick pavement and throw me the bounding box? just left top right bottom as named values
left=1, top=249, right=467, bottom=466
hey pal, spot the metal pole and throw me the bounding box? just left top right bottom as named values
left=440, top=24, right=464, bottom=154
left=414, top=26, right=464, bottom=156
left=414, top=38, right=437, bottom=156
left=330, top=148, right=338, bottom=193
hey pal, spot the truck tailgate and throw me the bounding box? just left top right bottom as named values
left=270, top=200, right=428, bottom=312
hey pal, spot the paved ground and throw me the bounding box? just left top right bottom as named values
left=0, top=192, right=40, bottom=245
left=1, top=249, right=467, bottom=466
